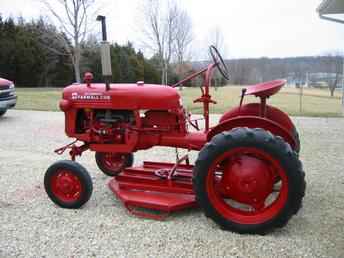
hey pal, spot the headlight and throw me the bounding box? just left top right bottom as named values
left=9, top=83, right=15, bottom=89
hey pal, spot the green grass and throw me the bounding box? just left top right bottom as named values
left=15, top=87, right=62, bottom=111
left=15, top=86, right=343, bottom=117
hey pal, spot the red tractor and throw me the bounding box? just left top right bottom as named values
left=44, top=43, right=305, bottom=234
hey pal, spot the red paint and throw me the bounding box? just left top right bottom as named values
left=59, top=99, right=71, bottom=112
left=220, top=154, right=274, bottom=207
left=84, top=72, right=94, bottom=87
left=52, top=46, right=300, bottom=224
left=206, top=147, right=288, bottom=224
left=50, top=169, right=83, bottom=202
left=245, top=79, right=286, bottom=98
left=220, top=103, right=293, bottom=130
left=219, top=103, right=298, bottom=150
left=208, top=116, right=296, bottom=149
left=63, top=83, right=181, bottom=110
left=143, top=110, right=179, bottom=129
left=108, top=161, right=196, bottom=219
left=99, top=153, right=127, bottom=172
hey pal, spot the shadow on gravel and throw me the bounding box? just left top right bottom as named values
left=0, top=116, right=15, bottom=122
left=0, top=200, right=13, bottom=208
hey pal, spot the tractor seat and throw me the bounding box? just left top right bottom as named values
left=245, top=79, right=286, bottom=98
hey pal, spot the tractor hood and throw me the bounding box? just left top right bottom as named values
left=62, top=83, right=181, bottom=110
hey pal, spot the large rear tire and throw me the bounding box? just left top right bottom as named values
left=292, top=127, right=301, bottom=154
left=193, top=127, right=305, bottom=234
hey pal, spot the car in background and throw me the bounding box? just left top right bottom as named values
left=0, top=77, right=17, bottom=117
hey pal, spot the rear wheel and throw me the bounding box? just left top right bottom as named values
left=95, top=152, right=134, bottom=176
left=44, top=160, right=93, bottom=209
left=0, top=110, right=7, bottom=117
left=193, top=127, right=305, bottom=234
left=292, top=127, right=301, bottom=154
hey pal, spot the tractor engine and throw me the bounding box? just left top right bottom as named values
left=142, top=110, right=180, bottom=130
left=75, top=109, right=135, bottom=144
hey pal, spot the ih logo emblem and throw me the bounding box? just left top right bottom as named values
left=71, top=92, right=111, bottom=100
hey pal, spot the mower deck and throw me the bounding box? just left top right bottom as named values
left=108, top=161, right=197, bottom=219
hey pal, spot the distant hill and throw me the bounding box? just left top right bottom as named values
left=191, top=56, right=342, bottom=85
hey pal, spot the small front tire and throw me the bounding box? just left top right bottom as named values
left=44, top=160, right=93, bottom=209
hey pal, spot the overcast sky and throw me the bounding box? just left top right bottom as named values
left=1, top=0, right=344, bottom=59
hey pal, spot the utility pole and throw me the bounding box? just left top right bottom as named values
left=299, top=82, right=303, bottom=114
left=342, top=57, right=344, bottom=112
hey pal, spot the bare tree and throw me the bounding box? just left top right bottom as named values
left=323, top=53, right=343, bottom=97
left=174, top=9, right=193, bottom=66
left=173, top=7, right=193, bottom=85
left=140, top=0, right=188, bottom=84
left=41, top=0, right=96, bottom=82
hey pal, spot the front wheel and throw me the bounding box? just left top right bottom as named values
left=193, top=127, right=305, bottom=234
left=44, top=160, right=93, bottom=209
left=95, top=152, right=134, bottom=176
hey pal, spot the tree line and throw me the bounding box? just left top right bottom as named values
left=0, top=16, right=162, bottom=87
left=226, top=56, right=343, bottom=87
left=192, top=55, right=343, bottom=96
left=0, top=8, right=342, bottom=96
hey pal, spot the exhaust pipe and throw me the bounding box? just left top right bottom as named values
left=96, top=15, right=112, bottom=91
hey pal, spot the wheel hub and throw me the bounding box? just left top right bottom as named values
left=52, top=170, right=81, bottom=201
left=105, top=153, right=124, bottom=170
left=58, top=175, right=76, bottom=194
left=220, top=155, right=274, bottom=206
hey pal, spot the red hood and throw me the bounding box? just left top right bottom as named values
left=0, top=78, right=13, bottom=88
left=62, top=83, right=181, bottom=110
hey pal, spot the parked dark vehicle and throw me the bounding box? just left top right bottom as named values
left=0, top=78, right=17, bottom=117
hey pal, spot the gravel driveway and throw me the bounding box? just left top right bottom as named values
left=1, top=110, right=344, bottom=258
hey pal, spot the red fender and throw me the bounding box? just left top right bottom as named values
left=219, top=103, right=295, bottom=133
left=208, top=116, right=296, bottom=150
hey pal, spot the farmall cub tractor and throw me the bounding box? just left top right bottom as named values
left=44, top=19, right=305, bottom=235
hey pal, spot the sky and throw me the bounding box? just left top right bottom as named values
left=1, top=0, right=344, bottom=59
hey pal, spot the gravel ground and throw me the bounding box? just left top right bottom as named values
left=1, top=110, right=344, bottom=258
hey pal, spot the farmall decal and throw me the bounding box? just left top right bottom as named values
left=71, top=92, right=111, bottom=100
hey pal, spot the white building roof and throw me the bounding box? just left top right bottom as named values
left=317, top=0, right=344, bottom=15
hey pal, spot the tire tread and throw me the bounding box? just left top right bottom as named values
left=193, top=127, right=305, bottom=234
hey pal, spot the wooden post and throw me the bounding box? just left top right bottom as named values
left=299, top=82, right=303, bottom=114
left=342, top=57, right=344, bottom=113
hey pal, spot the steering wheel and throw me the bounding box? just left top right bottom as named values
left=209, top=45, right=230, bottom=80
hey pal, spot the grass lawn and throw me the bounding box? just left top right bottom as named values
left=16, top=88, right=62, bottom=112
left=15, top=85, right=343, bottom=117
